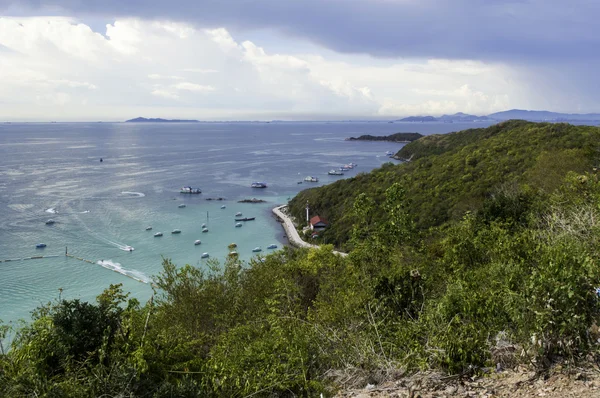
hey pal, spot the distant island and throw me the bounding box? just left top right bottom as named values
left=346, top=132, right=424, bottom=142
left=396, top=110, right=600, bottom=123
left=125, top=117, right=199, bottom=123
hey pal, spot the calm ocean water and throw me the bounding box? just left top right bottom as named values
left=0, top=121, right=494, bottom=325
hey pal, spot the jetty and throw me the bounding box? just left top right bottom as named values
left=272, top=205, right=347, bottom=257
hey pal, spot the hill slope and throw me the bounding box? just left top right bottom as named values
left=289, top=120, right=600, bottom=249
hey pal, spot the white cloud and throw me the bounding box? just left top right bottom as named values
left=0, top=17, right=535, bottom=120
left=173, top=82, right=215, bottom=92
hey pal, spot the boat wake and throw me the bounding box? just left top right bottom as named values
left=120, top=191, right=146, bottom=198
left=97, top=260, right=151, bottom=284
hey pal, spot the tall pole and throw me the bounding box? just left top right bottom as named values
left=306, top=200, right=309, bottom=226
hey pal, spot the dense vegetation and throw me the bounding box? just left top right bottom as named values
left=2, top=121, right=600, bottom=396
left=346, top=132, right=423, bottom=142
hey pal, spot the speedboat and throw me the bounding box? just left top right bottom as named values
left=154, top=232, right=163, bottom=237
left=124, top=245, right=134, bottom=251
left=180, top=186, right=202, bottom=194
left=235, top=212, right=242, bottom=216
left=201, top=252, right=209, bottom=258
left=252, top=247, right=262, bottom=252
left=267, top=244, right=278, bottom=249
left=251, top=182, right=268, bottom=188
left=178, top=204, right=186, bottom=208
left=194, top=240, right=202, bottom=245
left=202, top=228, right=209, bottom=233
left=221, top=205, right=226, bottom=209
left=45, top=219, right=56, bottom=225
left=145, top=226, right=153, bottom=231
left=235, top=222, right=243, bottom=228
left=328, top=169, right=343, bottom=176
left=304, top=176, right=319, bottom=182
left=36, top=243, right=47, bottom=248
left=172, top=229, right=181, bottom=234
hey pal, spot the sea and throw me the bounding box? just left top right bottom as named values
left=0, top=121, right=495, bottom=326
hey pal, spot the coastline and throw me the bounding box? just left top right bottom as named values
left=272, top=205, right=347, bottom=257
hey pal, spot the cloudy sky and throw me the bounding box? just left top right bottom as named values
left=0, top=0, right=597, bottom=121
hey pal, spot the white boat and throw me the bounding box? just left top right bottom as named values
left=124, top=245, right=134, bottom=251
left=202, top=228, right=209, bottom=233
left=252, top=247, right=262, bottom=252
left=194, top=240, right=202, bottom=245
left=267, top=244, right=278, bottom=249
left=180, top=186, right=202, bottom=194
left=251, top=182, right=268, bottom=188
left=328, top=169, right=343, bottom=176
left=350, top=162, right=358, bottom=167
left=221, top=205, right=226, bottom=209
left=201, top=223, right=206, bottom=228
left=45, top=219, right=56, bottom=225
left=344, top=164, right=353, bottom=169
left=235, top=212, right=242, bottom=216
left=386, top=151, right=394, bottom=157
left=339, top=166, right=350, bottom=171
left=145, top=226, right=152, bottom=231
left=178, top=204, right=186, bottom=208
left=304, top=176, right=319, bottom=182
left=201, top=252, right=209, bottom=258
left=172, top=229, right=181, bottom=234
left=154, top=232, right=163, bottom=237
left=235, top=222, right=243, bottom=228
left=228, top=251, right=238, bottom=257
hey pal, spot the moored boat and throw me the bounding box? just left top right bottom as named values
left=178, top=204, right=186, bottom=208
left=328, top=169, right=343, bottom=176
left=145, top=226, right=152, bottom=230
left=235, top=217, right=255, bottom=221
left=45, top=219, right=56, bottom=225
left=194, top=240, right=202, bottom=245
left=172, top=229, right=181, bottom=234
left=36, top=243, right=47, bottom=248
left=235, top=222, right=243, bottom=227
left=304, top=176, right=319, bottom=182
left=251, top=182, right=268, bottom=188
left=235, top=212, right=242, bottom=216
left=221, top=205, right=226, bottom=209
left=180, top=186, right=202, bottom=194
left=202, top=227, right=209, bottom=233
left=267, top=244, right=278, bottom=249
left=252, top=247, right=262, bottom=252
left=201, top=252, right=209, bottom=258
left=154, top=232, right=163, bottom=237
left=228, top=243, right=238, bottom=249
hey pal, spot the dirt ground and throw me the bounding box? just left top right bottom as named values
left=334, top=365, right=600, bottom=397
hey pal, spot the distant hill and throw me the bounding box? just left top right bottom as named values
left=487, top=109, right=600, bottom=121
left=397, top=116, right=437, bottom=122
left=125, top=117, right=199, bottom=123
left=346, top=132, right=423, bottom=142
left=397, top=113, right=491, bottom=123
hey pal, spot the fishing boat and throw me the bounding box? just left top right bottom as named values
left=202, top=227, right=209, bottom=233
left=171, top=229, right=181, bottom=234
left=178, top=204, right=186, bottom=208
left=267, top=244, right=278, bottom=249
left=251, top=182, right=268, bottom=188
left=304, top=176, right=319, bottom=182
left=235, top=212, right=242, bottom=217
left=180, top=186, right=202, bottom=194
left=328, top=169, right=343, bottom=176
left=45, top=219, right=56, bottom=225
left=36, top=243, right=47, bottom=248
left=145, top=226, right=152, bottom=231
left=235, top=222, right=243, bottom=228
left=252, top=247, right=262, bottom=252
left=235, top=217, right=255, bottom=222
left=201, top=252, right=209, bottom=258
left=194, top=240, right=202, bottom=245
left=154, top=232, right=163, bottom=237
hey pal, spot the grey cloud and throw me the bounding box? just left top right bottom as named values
left=1, top=0, right=599, bottom=62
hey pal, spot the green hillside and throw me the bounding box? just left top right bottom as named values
left=289, top=121, right=600, bottom=249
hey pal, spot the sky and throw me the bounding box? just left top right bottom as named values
left=0, top=0, right=598, bottom=121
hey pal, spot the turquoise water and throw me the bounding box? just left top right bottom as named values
left=0, top=121, right=494, bottom=325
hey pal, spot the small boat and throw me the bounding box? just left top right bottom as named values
left=154, top=232, right=163, bottom=237
left=251, top=182, right=268, bottom=188
left=349, top=162, right=358, bottom=167
left=178, top=204, right=186, bottom=208
left=228, top=243, right=238, bottom=249
left=221, top=205, right=226, bottom=209
left=194, top=240, right=202, bottom=245
left=201, top=223, right=206, bottom=228
left=328, top=169, right=343, bottom=176
left=172, top=229, right=181, bottom=234
left=252, top=247, right=262, bottom=252
left=235, top=217, right=255, bottom=222
left=124, top=245, right=134, bottom=252
left=339, top=166, right=350, bottom=171
left=235, top=222, right=243, bottom=228
left=297, top=181, right=303, bottom=184
left=228, top=251, right=238, bottom=257
left=267, top=244, right=278, bottom=249
left=36, top=243, right=47, bottom=248
left=304, top=176, right=319, bottom=182
left=201, top=252, right=209, bottom=258
left=235, top=212, right=242, bottom=217
left=202, top=228, right=209, bottom=233
left=45, top=219, right=56, bottom=225
left=145, top=226, right=152, bottom=231
left=180, top=186, right=202, bottom=194
left=386, top=151, right=394, bottom=157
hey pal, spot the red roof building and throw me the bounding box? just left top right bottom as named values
left=310, top=216, right=328, bottom=230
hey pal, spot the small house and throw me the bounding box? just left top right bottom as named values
left=310, top=216, right=328, bottom=231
